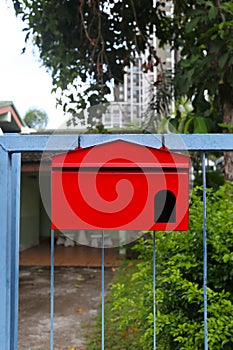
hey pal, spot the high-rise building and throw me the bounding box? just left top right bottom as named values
left=102, top=58, right=155, bottom=128
left=101, top=52, right=174, bottom=129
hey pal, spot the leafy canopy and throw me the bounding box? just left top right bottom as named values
left=23, top=108, right=48, bottom=129
left=13, top=0, right=157, bottom=122
left=13, top=0, right=233, bottom=130
left=159, top=0, right=233, bottom=132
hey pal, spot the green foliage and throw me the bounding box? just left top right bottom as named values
left=88, top=261, right=143, bottom=349
left=13, top=0, right=156, bottom=127
left=23, top=108, right=48, bottom=129
left=164, top=0, right=233, bottom=126
left=161, top=97, right=215, bottom=134
left=194, top=170, right=225, bottom=190
left=90, top=183, right=233, bottom=349
left=13, top=0, right=233, bottom=130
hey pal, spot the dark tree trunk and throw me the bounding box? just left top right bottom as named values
left=223, top=101, right=233, bottom=181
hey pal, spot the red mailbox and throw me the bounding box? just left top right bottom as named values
left=51, top=139, right=190, bottom=231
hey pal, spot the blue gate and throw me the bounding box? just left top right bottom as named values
left=0, top=133, right=232, bottom=350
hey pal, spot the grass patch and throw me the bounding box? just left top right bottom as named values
left=87, top=260, right=143, bottom=350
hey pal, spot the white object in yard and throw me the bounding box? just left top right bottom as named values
left=76, top=230, right=89, bottom=246
left=56, top=235, right=66, bottom=245
left=90, top=232, right=113, bottom=247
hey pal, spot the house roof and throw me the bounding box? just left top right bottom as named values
left=0, top=101, right=29, bottom=133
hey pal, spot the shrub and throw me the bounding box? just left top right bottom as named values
left=109, top=182, right=233, bottom=349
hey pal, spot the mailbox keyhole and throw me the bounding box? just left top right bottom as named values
left=154, top=190, right=176, bottom=223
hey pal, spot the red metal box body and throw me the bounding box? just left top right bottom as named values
left=51, top=139, right=190, bottom=231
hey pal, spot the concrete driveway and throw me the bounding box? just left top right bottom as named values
left=18, top=266, right=116, bottom=350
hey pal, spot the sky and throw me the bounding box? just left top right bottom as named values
left=0, top=1, right=67, bottom=129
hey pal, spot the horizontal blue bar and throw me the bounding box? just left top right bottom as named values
left=0, top=133, right=232, bottom=152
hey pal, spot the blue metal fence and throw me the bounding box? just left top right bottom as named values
left=0, top=133, right=233, bottom=350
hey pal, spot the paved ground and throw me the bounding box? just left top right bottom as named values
left=18, top=266, right=116, bottom=350
left=20, top=243, right=122, bottom=267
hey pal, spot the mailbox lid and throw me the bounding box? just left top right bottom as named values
left=51, top=139, right=190, bottom=169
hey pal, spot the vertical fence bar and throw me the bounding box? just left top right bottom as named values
left=10, top=153, right=21, bottom=350
left=101, top=230, right=105, bottom=350
left=50, top=229, right=55, bottom=350
left=153, top=231, right=156, bottom=350
left=202, top=152, right=208, bottom=350
left=0, top=148, right=11, bottom=350
left=7, top=153, right=12, bottom=349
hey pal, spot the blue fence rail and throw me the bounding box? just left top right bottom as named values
left=0, top=133, right=232, bottom=350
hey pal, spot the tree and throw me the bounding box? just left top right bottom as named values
left=23, top=108, right=48, bottom=129
left=12, top=0, right=157, bottom=128
left=12, top=1, right=233, bottom=177
left=155, top=0, right=233, bottom=179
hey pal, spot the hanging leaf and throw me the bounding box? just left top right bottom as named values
left=218, top=52, right=229, bottom=69
left=183, top=116, right=194, bottom=134
left=208, top=7, right=218, bottom=21
left=218, top=123, right=233, bottom=132
left=185, top=17, right=200, bottom=33
left=193, top=116, right=209, bottom=133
